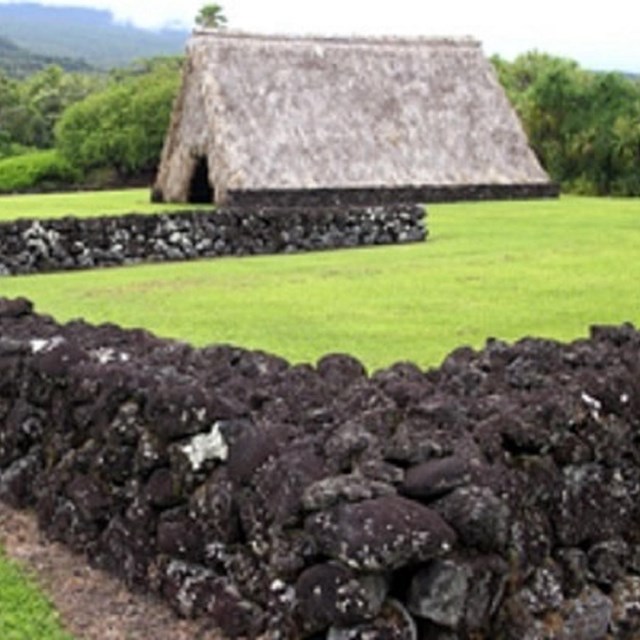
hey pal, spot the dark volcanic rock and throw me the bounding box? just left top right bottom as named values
left=0, top=205, right=427, bottom=277
left=305, top=495, right=456, bottom=571
left=432, top=485, right=510, bottom=553
left=408, top=559, right=470, bottom=628
left=2, top=299, right=640, bottom=639
left=0, top=297, right=33, bottom=317
left=294, top=562, right=388, bottom=633
left=327, top=599, right=417, bottom=640
left=401, top=456, right=471, bottom=499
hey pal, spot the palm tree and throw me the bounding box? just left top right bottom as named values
left=195, top=4, right=228, bottom=29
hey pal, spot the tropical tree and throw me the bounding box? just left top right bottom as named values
left=0, top=66, right=103, bottom=151
left=195, top=4, right=227, bottom=29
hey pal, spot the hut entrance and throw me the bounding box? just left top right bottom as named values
left=188, top=156, right=214, bottom=203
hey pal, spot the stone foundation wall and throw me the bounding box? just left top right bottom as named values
left=1, top=297, right=640, bottom=639
left=0, top=204, right=426, bottom=276
left=225, top=183, right=560, bottom=208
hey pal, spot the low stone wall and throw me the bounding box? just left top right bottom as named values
left=225, top=183, right=560, bottom=208
left=1, top=297, right=640, bottom=639
left=0, top=205, right=426, bottom=276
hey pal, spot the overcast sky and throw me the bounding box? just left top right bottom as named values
left=4, top=0, right=640, bottom=72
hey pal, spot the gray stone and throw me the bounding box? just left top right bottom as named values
left=554, top=464, right=634, bottom=547
left=433, top=485, right=510, bottom=553
left=464, top=555, right=509, bottom=629
left=295, top=562, right=388, bottom=633
left=561, top=587, right=612, bottom=640
left=610, top=576, right=640, bottom=636
left=302, top=474, right=396, bottom=511
left=588, top=538, right=629, bottom=588
left=555, top=547, right=589, bottom=598
left=357, top=459, right=405, bottom=486
left=0, top=447, right=40, bottom=507
left=519, top=564, right=564, bottom=616
left=408, top=559, right=470, bottom=628
left=327, top=599, right=417, bottom=640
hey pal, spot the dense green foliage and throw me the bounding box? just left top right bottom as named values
left=0, top=59, right=182, bottom=190
left=494, top=52, right=640, bottom=195
left=55, top=59, right=181, bottom=177
left=0, top=3, right=187, bottom=70
left=2, top=192, right=639, bottom=370
left=0, top=66, right=103, bottom=150
left=0, top=150, right=79, bottom=193
left=0, top=549, right=74, bottom=640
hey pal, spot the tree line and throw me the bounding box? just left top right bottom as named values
left=0, top=58, right=181, bottom=192
left=0, top=49, right=639, bottom=195
left=493, top=52, right=640, bottom=196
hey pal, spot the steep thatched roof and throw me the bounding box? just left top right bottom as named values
left=154, top=31, right=555, bottom=205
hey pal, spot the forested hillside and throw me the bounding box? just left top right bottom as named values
left=0, top=35, right=92, bottom=77
left=0, top=3, right=188, bottom=69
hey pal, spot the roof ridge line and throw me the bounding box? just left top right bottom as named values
left=191, top=29, right=481, bottom=48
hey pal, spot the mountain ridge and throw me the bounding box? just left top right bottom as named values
left=0, top=34, right=94, bottom=76
left=0, top=3, right=190, bottom=69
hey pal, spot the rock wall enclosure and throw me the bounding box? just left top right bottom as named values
left=0, top=205, right=426, bottom=276
left=2, top=297, right=640, bottom=639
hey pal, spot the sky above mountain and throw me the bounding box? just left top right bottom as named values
left=0, top=0, right=638, bottom=72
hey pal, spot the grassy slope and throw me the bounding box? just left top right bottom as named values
left=1, top=193, right=638, bottom=371
left=0, top=549, right=73, bottom=640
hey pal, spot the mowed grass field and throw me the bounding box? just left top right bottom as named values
left=0, top=190, right=639, bottom=639
left=1, top=190, right=639, bottom=371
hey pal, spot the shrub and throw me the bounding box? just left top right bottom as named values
left=0, top=141, right=36, bottom=160
left=55, top=63, right=180, bottom=177
left=0, top=149, right=80, bottom=193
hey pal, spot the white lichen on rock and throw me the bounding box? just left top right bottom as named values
left=90, top=346, right=131, bottom=364
left=181, top=421, right=228, bottom=470
left=30, top=336, right=64, bottom=354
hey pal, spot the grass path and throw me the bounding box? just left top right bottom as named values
left=1, top=195, right=638, bottom=371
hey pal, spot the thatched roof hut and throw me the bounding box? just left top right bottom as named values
left=153, top=31, right=557, bottom=206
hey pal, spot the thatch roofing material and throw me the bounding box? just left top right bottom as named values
left=154, top=31, right=553, bottom=205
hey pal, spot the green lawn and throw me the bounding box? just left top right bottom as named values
left=1, top=194, right=638, bottom=372
left=0, top=188, right=208, bottom=221
left=0, top=549, right=73, bottom=640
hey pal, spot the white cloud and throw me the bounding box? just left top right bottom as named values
left=2, top=0, right=639, bottom=71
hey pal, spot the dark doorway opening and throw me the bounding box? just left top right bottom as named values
left=188, top=156, right=214, bottom=203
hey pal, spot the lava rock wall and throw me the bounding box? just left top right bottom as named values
left=1, top=297, right=640, bottom=639
left=224, top=183, right=560, bottom=208
left=0, top=205, right=426, bottom=276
